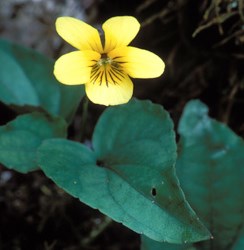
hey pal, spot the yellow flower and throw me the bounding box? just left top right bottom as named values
left=54, top=16, right=165, bottom=106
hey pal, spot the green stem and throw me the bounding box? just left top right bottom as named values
left=79, top=96, right=89, bottom=142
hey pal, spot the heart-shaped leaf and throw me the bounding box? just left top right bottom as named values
left=0, top=39, right=84, bottom=122
left=0, top=112, right=67, bottom=173
left=38, top=99, right=210, bottom=243
left=176, top=100, right=244, bottom=249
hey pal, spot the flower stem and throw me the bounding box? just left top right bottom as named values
left=79, top=96, right=89, bottom=142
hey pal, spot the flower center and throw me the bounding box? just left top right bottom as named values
left=90, top=54, right=125, bottom=87
left=95, top=53, right=121, bottom=71
left=97, top=54, right=113, bottom=67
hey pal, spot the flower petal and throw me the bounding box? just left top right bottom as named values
left=54, top=50, right=100, bottom=85
left=103, top=16, right=140, bottom=53
left=85, top=65, right=133, bottom=106
left=56, top=17, right=103, bottom=53
left=108, top=46, right=165, bottom=78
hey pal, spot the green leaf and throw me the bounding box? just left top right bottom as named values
left=38, top=99, right=210, bottom=243
left=0, top=39, right=84, bottom=122
left=232, top=233, right=244, bottom=250
left=0, top=112, right=67, bottom=173
left=141, top=235, right=195, bottom=250
left=176, top=100, right=244, bottom=249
